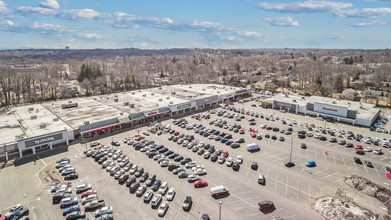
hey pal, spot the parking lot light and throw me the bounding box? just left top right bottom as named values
left=219, top=201, right=222, bottom=220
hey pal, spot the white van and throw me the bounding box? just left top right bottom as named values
left=211, top=186, right=229, bottom=198
left=246, top=143, right=260, bottom=152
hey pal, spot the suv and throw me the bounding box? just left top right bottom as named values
left=143, top=190, right=154, bottom=203
left=158, top=182, right=168, bottom=195
left=129, top=181, right=140, bottom=193
left=182, top=196, right=192, bottom=211
left=258, top=201, right=275, bottom=213
left=151, top=194, right=163, bottom=208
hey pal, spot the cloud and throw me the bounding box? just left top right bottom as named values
left=264, top=16, right=300, bottom=27
left=237, top=31, right=263, bottom=37
left=78, top=33, right=102, bottom=39
left=366, top=0, right=391, bottom=4
left=256, top=0, right=352, bottom=13
left=39, top=0, right=60, bottom=9
left=16, top=6, right=101, bottom=20
left=0, top=19, right=14, bottom=28
left=348, top=20, right=388, bottom=27
left=333, top=8, right=391, bottom=17
left=0, top=1, right=10, bottom=16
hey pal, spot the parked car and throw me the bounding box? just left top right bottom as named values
left=182, top=196, right=193, bottom=211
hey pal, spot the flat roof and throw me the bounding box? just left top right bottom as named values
left=0, top=84, right=245, bottom=145
left=0, top=104, right=73, bottom=144
left=263, top=93, right=380, bottom=120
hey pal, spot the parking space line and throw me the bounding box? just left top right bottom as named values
left=331, top=151, right=337, bottom=165
left=320, top=172, right=340, bottom=180
left=373, top=165, right=382, bottom=178
left=340, top=154, right=347, bottom=167
left=308, top=184, right=311, bottom=201
left=296, top=180, right=299, bottom=200
left=266, top=167, right=270, bottom=178
left=363, top=163, right=369, bottom=173
left=312, top=168, right=328, bottom=175
left=274, top=172, right=278, bottom=190
left=285, top=176, right=288, bottom=196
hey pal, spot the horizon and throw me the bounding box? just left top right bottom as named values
left=0, top=0, right=391, bottom=49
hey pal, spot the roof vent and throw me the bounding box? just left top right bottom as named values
left=53, top=118, right=59, bottom=122
left=124, top=102, right=129, bottom=106
left=31, top=115, right=37, bottom=119
left=28, top=107, right=34, bottom=111
left=84, top=121, right=90, bottom=125
left=132, top=92, right=135, bottom=95
left=169, top=101, right=173, bottom=104
left=129, top=104, right=135, bottom=108
left=159, top=98, right=162, bottom=101
left=151, top=93, right=154, bottom=95
left=143, top=94, right=146, bottom=97
left=39, top=123, right=46, bottom=129
left=114, top=98, right=119, bottom=102
left=166, top=97, right=170, bottom=99
left=171, top=92, right=176, bottom=95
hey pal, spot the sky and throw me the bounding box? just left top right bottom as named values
left=0, top=0, right=390, bottom=49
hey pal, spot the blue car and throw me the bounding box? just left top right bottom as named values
left=220, top=138, right=228, bottom=143
left=249, top=122, right=256, bottom=125
left=164, top=150, right=174, bottom=157
left=63, top=205, right=80, bottom=216
left=306, top=160, right=316, bottom=167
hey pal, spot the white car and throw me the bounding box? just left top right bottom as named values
left=166, top=188, right=176, bottom=201
left=187, top=175, right=199, bottom=182
left=151, top=194, right=163, bottom=208
left=364, top=147, right=372, bottom=152
left=226, top=157, right=233, bottom=167
left=373, top=148, right=382, bottom=155
left=260, top=124, right=267, bottom=129
left=95, top=206, right=113, bottom=217
left=157, top=201, right=169, bottom=217
left=381, top=142, right=389, bottom=147
left=236, top=155, right=243, bottom=164
left=158, top=182, right=169, bottom=195
left=194, top=168, right=207, bottom=175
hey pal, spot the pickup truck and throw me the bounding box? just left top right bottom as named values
left=85, top=199, right=105, bottom=211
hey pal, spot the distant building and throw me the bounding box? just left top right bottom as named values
left=65, top=46, right=70, bottom=50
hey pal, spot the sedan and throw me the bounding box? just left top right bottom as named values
left=306, top=160, right=316, bottom=167
left=365, top=160, right=374, bottom=168
left=157, top=201, right=169, bottom=217
left=193, top=180, right=208, bottom=188
left=187, top=175, right=200, bottom=182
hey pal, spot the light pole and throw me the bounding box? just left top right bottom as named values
left=289, top=138, right=293, bottom=163
left=219, top=201, right=222, bottom=220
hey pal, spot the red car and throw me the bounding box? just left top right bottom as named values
left=239, top=130, right=245, bottom=134
left=222, top=151, right=229, bottom=157
left=354, top=145, right=363, bottom=149
left=135, top=136, right=145, bottom=141
left=251, top=133, right=257, bottom=138
left=194, top=180, right=208, bottom=188
left=265, top=126, right=272, bottom=130
left=81, top=189, right=97, bottom=198
left=355, top=149, right=365, bottom=155
left=174, top=131, right=180, bottom=136
left=387, top=173, right=391, bottom=180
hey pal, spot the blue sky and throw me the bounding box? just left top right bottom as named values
left=0, top=0, right=390, bottom=49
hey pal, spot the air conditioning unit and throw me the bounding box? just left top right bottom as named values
left=93, top=98, right=97, bottom=100
left=166, top=97, right=170, bottom=99
left=332, top=100, right=336, bottom=104
left=189, top=86, right=192, bottom=88
left=158, top=87, right=162, bottom=89
left=53, top=118, right=59, bottom=122
left=114, top=98, right=119, bottom=102
left=203, top=89, right=205, bottom=91
left=183, top=90, right=188, bottom=92
left=151, top=93, right=154, bottom=95
left=120, top=112, right=123, bottom=115
left=169, top=101, right=173, bottom=104
left=84, top=121, right=90, bottom=125
left=39, top=123, right=46, bottom=128
left=68, top=101, right=72, bottom=103
left=159, top=99, right=162, bottom=101
left=129, top=104, right=135, bottom=108
left=114, top=95, right=118, bottom=98
left=36, top=109, right=39, bottom=113
left=132, top=92, right=135, bottom=95
left=188, top=95, right=192, bottom=98
left=143, top=94, right=146, bottom=97
left=28, top=107, right=34, bottom=111
left=171, top=92, right=176, bottom=95
left=31, top=115, right=37, bottom=119
left=293, top=100, right=297, bottom=103
left=124, top=102, right=129, bottom=106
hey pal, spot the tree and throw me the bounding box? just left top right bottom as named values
left=172, top=56, right=178, bottom=63
left=353, top=92, right=361, bottom=101
left=333, top=74, right=344, bottom=92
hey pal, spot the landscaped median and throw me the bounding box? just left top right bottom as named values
left=37, top=161, right=65, bottom=189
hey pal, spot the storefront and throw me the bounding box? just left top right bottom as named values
left=219, top=93, right=235, bottom=102
left=143, top=107, right=171, bottom=123
left=169, top=101, right=196, bottom=116
left=273, top=100, right=298, bottom=113
left=196, top=95, right=219, bottom=109
left=80, top=118, right=120, bottom=138
left=17, top=130, right=74, bottom=158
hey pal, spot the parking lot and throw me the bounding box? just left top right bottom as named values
left=1, top=100, right=390, bottom=219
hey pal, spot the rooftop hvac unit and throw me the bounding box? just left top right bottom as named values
left=114, top=98, right=119, bottom=102
left=188, top=95, right=193, bottom=98
left=28, top=107, right=34, bottom=111
left=159, top=98, right=162, bottom=101
left=93, top=98, right=97, bottom=100
left=106, top=97, right=109, bottom=100
left=120, top=112, right=123, bottom=115
left=31, top=115, right=37, bottom=119
left=189, top=86, right=192, bottom=88
left=52, top=103, right=54, bottom=105
left=124, top=102, right=129, bottom=106
left=36, top=109, right=39, bottom=112
left=53, top=118, right=59, bottom=122
left=84, top=121, right=90, bottom=125
left=359, top=103, right=363, bottom=109
left=166, top=97, right=170, bottom=99
left=68, top=101, right=72, bottom=103
left=171, top=92, right=176, bottom=95
left=332, top=100, right=336, bottom=104
left=129, top=104, right=135, bottom=108
left=114, top=95, right=118, bottom=98
left=39, top=123, right=46, bottom=128
left=151, top=93, right=154, bottom=95
left=183, top=90, right=188, bottom=92
left=143, top=94, right=146, bottom=97
left=61, top=103, right=78, bottom=109
left=169, top=101, right=173, bottom=104
left=132, top=92, right=135, bottom=95
left=217, top=91, right=220, bottom=93
left=301, top=97, right=305, bottom=100
left=293, top=100, right=297, bottom=103
left=203, top=89, right=205, bottom=91
left=158, top=87, right=162, bottom=90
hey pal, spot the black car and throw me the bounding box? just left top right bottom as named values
left=118, top=174, right=130, bottom=184
left=320, top=136, right=327, bottom=141
left=265, top=134, right=270, bottom=138
left=354, top=157, right=362, bottom=164
left=231, top=143, right=240, bottom=149
left=129, top=181, right=140, bottom=193
left=151, top=179, right=161, bottom=191
left=284, top=161, right=295, bottom=167
left=174, top=156, right=183, bottom=162
left=256, top=135, right=262, bottom=140
left=181, top=157, right=192, bottom=165
left=211, top=154, right=218, bottom=162
left=140, top=172, right=149, bottom=183
left=251, top=162, right=258, bottom=170
left=135, top=167, right=144, bottom=177
left=64, top=173, right=79, bottom=180
left=271, top=135, right=277, bottom=140
left=111, top=141, right=120, bottom=146
left=232, top=162, right=240, bottom=171
left=12, top=209, right=29, bottom=219
left=301, top=143, right=307, bottom=149
left=182, top=196, right=193, bottom=211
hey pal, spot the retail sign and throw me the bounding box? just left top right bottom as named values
left=314, top=102, right=347, bottom=117
left=258, top=100, right=271, bottom=105
left=25, top=133, right=63, bottom=148
left=144, top=110, right=160, bottom=117
left=177, top=103, right=191, bottom=110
